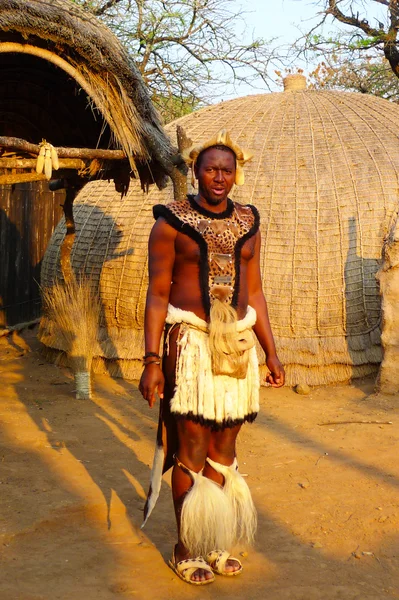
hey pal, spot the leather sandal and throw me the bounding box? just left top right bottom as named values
left=206, top=549, right=243, bottom=576
left=169, top=548, right=215, bottom=585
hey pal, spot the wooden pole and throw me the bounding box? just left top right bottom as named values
left=0, top=161, right=87, bottom=185
left=60, top=183, right=83, bottom=284
left=0, top=136, right=126, bottom=160
left=0, top=158, right=86, bottom=169
left=0, top=172, right=48, bottom=185
left=170, top=125, right=191, bottom=202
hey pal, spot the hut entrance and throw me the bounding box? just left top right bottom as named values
left=0, top=52, right=115, bottom=328
left=0, top=0, right=178, bottom=332
left=0, top=182, right=64, bottom=327
left=0, top=52, right=113, bottom=148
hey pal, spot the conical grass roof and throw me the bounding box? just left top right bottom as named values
left=0, top=0, right=175, bottom=187
left=40, top=80, right=399, bottom=385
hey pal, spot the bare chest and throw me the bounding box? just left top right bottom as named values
left=174, top=230, right=256, bottom=263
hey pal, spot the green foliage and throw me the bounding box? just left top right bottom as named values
left=349, top=36, right=383, bottom=49
left=152, top=93, right=201, bottom=123
left=311, top=34, right=322, bottom=44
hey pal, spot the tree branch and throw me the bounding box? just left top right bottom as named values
left=91, top=0, right=126, bottom=17
left=74, top=0, right=276, bottom=121
left=327, top=0, right=382, bottom=36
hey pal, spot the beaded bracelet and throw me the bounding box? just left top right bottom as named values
left=143, top=352, right=161, bottom=361
left=143, top=359, right=161, bottom=367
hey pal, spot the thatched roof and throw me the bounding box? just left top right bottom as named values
left=39, top=78, right=399, bottom=386
left=0, top=0, right=176, bottom=187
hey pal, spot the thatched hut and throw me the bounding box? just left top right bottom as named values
left=0, top=0, right=176, bottom=187
left=40, top=75, right=399, bottom=388
left=0, top=0, right=178, bottom=327
left=376, top=214, right=399, bottom=394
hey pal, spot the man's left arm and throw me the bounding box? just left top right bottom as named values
left=247, top=230, right=285, bottom=387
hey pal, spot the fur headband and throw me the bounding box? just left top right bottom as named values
left=182, top=129, right=253, bottom=186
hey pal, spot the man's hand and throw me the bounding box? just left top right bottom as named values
left=265, top=355, right=285, bottom=388
left=139, top=364, right=165, bottom=408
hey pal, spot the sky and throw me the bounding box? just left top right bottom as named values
left=223, top=0, right=386, bottom=99
left=222, top=0, right=324, bottom=98
left=243, top=0, right=319, bottom=46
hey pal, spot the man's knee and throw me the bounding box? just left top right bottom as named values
left=208, top=425, right=241, bottom=463
left=176, top=419, right=211, bottom=469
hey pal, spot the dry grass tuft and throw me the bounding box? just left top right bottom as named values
left=41, top=278, right=101, bottom=399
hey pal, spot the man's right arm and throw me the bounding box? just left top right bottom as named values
left=139, top=218, right=177, bottom=407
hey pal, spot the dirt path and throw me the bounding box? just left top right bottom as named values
left=0, top=329, right=398, bottom=600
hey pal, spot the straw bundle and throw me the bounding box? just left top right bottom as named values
left=39, top=186, right=151, bottom=381
left=40, top=84, right=399, bottom=386
left=41, top=278, right=101, bottom=399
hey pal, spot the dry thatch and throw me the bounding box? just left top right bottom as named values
left=0, top=0, right=176, bottom=187
left=39, top=78, right=399, bottom=386
left=375, top=214, right=399, bottom=394
left=41, top=278, right=101, bottom=399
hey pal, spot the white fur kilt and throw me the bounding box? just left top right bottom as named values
left=141, top=304, right=260, bottom=528
left=165, top=304, right=260, bottom=429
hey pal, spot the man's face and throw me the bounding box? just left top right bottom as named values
left=194, top=147, right=236, bottom=205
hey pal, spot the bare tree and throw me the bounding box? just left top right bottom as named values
left=292, top=1, right=399, bottom=82
left=306, top=54, right=399, bottom=99
left=73, top=0, right=276, bottom=121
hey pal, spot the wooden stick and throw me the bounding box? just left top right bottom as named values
left=0, top=318, right=41, bottom=337
left=170, top=125, right=190, bottom=201
left=0, top=136, right=126, bottom=160
left=0, top=172, right=48, bottom=184
left=0, top=162, right=87, bottom=185
left=318, top=420, right=393, bottom=426
left=0, top=158, right=86, bottom=169
left=60, top=186, right=81, bottom=284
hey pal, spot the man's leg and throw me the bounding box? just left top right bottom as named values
left=203, top=425, right=243, bottom=573
left=205, top=424, right=241, bottom=483
left=172, top=418, right=213, bottom=583
left=163, top=328, right=213, bottom=582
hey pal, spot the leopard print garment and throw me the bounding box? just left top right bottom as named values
left=153, top=195, right=259, bottom=313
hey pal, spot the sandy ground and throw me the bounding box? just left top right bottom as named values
left=0, top=328, right=399, bottom=600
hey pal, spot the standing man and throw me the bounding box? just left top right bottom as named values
left=139, top=130, right=284, bottom=586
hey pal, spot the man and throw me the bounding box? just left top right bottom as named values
left=139, top=130, right=284, bottom=586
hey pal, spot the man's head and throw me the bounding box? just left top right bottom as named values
left=194, top=146, right=236, bottom=206
left=183, top=129, right=252, bottom=188
left=195, top=144, right=236, bottom=170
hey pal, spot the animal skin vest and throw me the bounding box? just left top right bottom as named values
left=153, top=195, right=260, bottom=315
